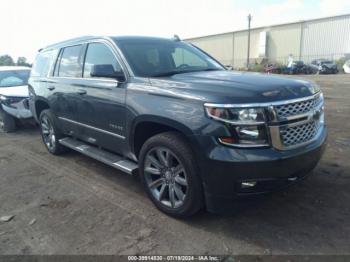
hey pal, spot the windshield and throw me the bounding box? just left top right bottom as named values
left=0, top=70, right=30, bottom=88
left=117, top=40, right=224, bottom=77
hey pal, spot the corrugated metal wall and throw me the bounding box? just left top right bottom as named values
left=267, top=23, right=302, bottom=62
left=233, top=30, right=262, bottom=67
left=187, top=14, right=350, bottom=68
left=301, top=15, right=350, bottom=62
left=189, top=33, right=233, bottom=66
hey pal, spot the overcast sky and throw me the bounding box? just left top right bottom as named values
left=1, top=0, right=350, bottom=62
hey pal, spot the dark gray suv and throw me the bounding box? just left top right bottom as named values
left=28, top=36, right=327, bottom=217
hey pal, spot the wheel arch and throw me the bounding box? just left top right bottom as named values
left=34, top=98, right=50, bottom=120
left=130, top=115, right=196, bottom=159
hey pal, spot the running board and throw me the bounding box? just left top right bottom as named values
left=59, top=137, right=138, bottom=175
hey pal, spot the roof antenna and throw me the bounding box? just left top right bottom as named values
left=173, top=34, right=181, bottom=41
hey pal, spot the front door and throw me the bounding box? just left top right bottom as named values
left=74, top=42, right=127, bottom=155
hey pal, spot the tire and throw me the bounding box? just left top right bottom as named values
left=0, top=108, right=16, bottom=133
left=139, top=131, right=203, bottom=218
left=39, top=109, right=67, bottom=155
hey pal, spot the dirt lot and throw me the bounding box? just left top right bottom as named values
left=0, top=74, right=349, bottom=255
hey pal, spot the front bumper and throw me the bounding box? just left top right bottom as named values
left=192, top=125, right=327, bottom=213
left=1, top=98, right=32, bottom=119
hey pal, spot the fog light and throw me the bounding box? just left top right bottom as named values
left=241, top=181, right=257, bottom=188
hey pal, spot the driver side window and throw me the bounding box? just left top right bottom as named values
left=83, top=43, right=122, bottom=78
left=172, top=48, right=208, bottom=67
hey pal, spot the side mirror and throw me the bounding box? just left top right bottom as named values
left=225, top=65, right=233, bottom=71
left=90, top=64, right=125, bottom=82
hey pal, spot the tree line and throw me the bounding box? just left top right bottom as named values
left=0, top=55, right=31, bottom=67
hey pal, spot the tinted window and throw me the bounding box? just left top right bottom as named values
left=31, top=49, right=58, bottom=77
left=0, top=70, right=30, bottom=87
left=117, top=40, right=223, bottom=77
left=58, top=45, right=83, bottom=77
left=83, top=43, right=122, bottom=78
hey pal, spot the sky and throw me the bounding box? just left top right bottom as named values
left=1, top=0, right=350, bottom=62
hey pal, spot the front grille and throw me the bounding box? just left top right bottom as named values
left=280, top=121, right=319, bottom=147
left=275, top=94, right=322, bottom=119
left=269, top=92, right=324, bottom=150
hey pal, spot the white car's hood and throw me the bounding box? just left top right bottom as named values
left=0, top=85, right=29, bottom=97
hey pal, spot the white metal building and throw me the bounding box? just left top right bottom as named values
left=186, top=14, right=350, bottom=68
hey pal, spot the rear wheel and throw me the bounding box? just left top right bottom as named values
left=0, top=109, right=16, bottom=133
left=39, top=109, right=67, bottom=155
left=139, top=132, right=203, bottom=218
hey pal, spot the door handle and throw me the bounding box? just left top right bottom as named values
left=77, top=89, right=87, bottom=95
left=47, top=86, right=55, bottom=91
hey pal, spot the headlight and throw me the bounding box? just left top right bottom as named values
left=204, top=106, right=265, bottom=125
left=0, top=95, right=23, bottom=106
left=204, top=104, right=269, bottom=147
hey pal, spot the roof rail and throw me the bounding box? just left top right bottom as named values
left=40, top=35, right=96, bottom=51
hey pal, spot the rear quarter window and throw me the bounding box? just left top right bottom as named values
left=31, top=49, right=59, bottom=77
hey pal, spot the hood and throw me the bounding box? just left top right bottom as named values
left=149, top=71, right=318, bottom=104
left=0, top=85, right=29, bottom=98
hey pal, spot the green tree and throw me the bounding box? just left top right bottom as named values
left=16, top=56, right=31, bottom=67
left=0, top=55, right=15, bottom=66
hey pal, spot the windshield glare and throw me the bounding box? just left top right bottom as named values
left=117, top=40, right=224, bottom=77
left=0, top=70, right=30, bottom=88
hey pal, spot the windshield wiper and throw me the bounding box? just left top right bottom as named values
left=151, top=70, right=194, bottom=77
left=199, top=68, right=223, bottom=72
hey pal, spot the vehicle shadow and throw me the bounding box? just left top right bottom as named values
left=183, top=161, right=350, bottom=254
left=63, top=144, right=350, bottom=253
left=58, top=142, right=350, bottom=254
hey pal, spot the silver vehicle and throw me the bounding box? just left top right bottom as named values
left=0, top=66, right=32, bottom=132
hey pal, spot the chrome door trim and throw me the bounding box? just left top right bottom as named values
left=58, top=117, right=125, bottom=140
left=48, top=76, right=120, bottom=84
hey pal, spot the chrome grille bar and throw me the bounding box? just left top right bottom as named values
left=268, top=92, right=324, bottom=150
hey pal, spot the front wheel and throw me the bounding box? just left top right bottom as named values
left=0, top=109, right=16, bottom=133
left=39, top=109, right=67, bottom=155
left=139, top=132, right=203, bottom=218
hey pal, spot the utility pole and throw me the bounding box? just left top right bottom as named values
left=247, top=14, right=252, bottom=69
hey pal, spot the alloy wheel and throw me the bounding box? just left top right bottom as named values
left=40, top=115, right=56, bottom=151
left=144, top=147, right=188, bottom=208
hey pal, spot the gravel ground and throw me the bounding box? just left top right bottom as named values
left=0, top=74, right=349, bottom=255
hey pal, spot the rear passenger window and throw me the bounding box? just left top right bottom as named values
left=83, top=43, right=122, bottom=78
left=58, top=45, right=83, bottom=77
left=31, top=49, right=58, bottom=77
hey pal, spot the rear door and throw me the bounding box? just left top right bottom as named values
left=74, top=41, right=127, bottom=154
left=49, top=44, right=85, bottom=135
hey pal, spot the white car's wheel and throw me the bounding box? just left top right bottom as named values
left=0, top=109, right=16, bottom=133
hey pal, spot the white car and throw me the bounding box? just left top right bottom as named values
left=344, top=60, right=350, bottom=74
left=0, top=66, right=32, bottom=132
